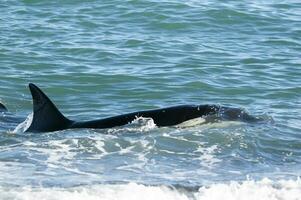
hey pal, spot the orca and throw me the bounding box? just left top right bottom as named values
left=0, top=102, right=7, bottom=112
left=25, top=83, right=261, bottom=133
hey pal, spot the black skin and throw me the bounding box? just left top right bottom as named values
left=0, top=102, right=7, bottom=112
left=70, top=104, right=219, bottom=129
left=24, top=83, right=262, bottom=133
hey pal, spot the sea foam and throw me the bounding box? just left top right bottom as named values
left=12, top=113, right=33, bottom=133
left=1, top=178, right=301, bottom=200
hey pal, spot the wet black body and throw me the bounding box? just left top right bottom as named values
left=25, top=83, right=261, bottom=133
left=70, top=105, right=218, bottom=129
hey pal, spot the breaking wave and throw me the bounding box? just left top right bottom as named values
left=1, top=178, right=301, bottom=200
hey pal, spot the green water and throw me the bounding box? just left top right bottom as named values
left=0, top=0, right=301, bottom=199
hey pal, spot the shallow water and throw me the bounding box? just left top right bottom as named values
left=0, top=0, right=301, bottom=199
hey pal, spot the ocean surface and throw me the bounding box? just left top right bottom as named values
left=1, top=0, right=301, bottom=199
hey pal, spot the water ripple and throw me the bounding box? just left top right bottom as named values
left=0, top=0, right=301, bottom=190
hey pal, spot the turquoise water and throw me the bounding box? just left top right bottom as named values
left=1, top=0, right=301, bottom=199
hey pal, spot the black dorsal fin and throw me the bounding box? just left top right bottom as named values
left=0, top=102, right=7, bottom=112
left=25, top=83, right=73, bottom=133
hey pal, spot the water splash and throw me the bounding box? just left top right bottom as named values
left=12, top=113, right=33, bottom=134
left=1, top=178, right=301, bottom=200
left=108, top=117, right=157, bottom=134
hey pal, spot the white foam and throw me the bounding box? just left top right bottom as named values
left=128, top=117, right=157, bottom=132
left=196, top=178, right=301, bottom=200
left=0, top=183, right=189, bottom=200
left=108, top=117, right=157, bottom=134
left=1, top=178, right=301, bottom=200
left=195, top=145, right=221, bottom=168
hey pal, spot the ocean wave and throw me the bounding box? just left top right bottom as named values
left=1, top=178, right=301, bottom=200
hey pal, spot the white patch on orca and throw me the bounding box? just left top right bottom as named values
left=176, top=117, right=206, bottom=128
left=12, top=113, right=33, bottom=133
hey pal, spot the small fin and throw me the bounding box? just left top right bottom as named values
left=0, top=101, right=7, bottom=112
left=25, top=83, right=73, bottom=133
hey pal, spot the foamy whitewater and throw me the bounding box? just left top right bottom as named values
left=2, top=117, right=300, bottom=200
left=2, top=179, right=301, bottom=200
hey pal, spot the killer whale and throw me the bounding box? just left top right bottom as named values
left=0, top=102, right=7, bottom=112
left=25, top=83, right=261, bottom=133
